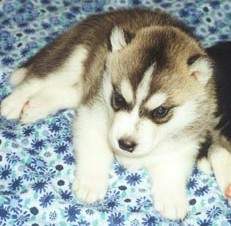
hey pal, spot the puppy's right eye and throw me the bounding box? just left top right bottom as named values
left=111, top=91, right=128, bottom=111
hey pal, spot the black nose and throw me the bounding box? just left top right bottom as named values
left=118, top=138, right=137, bottom=152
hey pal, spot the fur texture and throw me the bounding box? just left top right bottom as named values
left=1, top=9, right=230, bottom=220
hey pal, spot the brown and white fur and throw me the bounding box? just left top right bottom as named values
left=1, top=9, right=231, bottom=220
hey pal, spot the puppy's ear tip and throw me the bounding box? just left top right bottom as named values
left=189, top=55, right=213, bottom=86
left=108, top=26, right=134, bottom=52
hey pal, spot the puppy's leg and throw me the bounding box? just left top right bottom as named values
left=20, top=85, right=82, bottom=123
left=197, top=157, right=212, bottom=174
left=208, top=145, right=231, bottom=198
left=1, top=45, right=88, bottom=121
left=72, top=102, right=113, bottom=203
left=148, top=151, right=195, bottom=220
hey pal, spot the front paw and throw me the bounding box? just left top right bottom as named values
left=152, top=185, right=188, bottom=220
left=72, top=173, right=108, bottom=204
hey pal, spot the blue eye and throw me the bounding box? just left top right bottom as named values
left=151, top=106, right=169, bottom=118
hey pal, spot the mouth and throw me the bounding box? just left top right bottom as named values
left=109, top=136, right=144, bottom=158
left=112, top=146, right=151, bottom=159
left=112, top=147, right=131, bottom=155
left=111, top=144, right=137, bottom=158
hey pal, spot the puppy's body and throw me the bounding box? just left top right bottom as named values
left=1, top=9, right=231, bottom=220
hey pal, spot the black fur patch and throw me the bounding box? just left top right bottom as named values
left=197, top=133, right=212, bottom=160
left=206, top=42, right=231, bottom=140
left=124, top=30, right=135, bottom=45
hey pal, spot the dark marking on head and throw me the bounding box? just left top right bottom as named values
left=129, top=48, right=157, bottom=92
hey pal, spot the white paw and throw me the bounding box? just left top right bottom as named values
left=152, top=185, right=188, bottom=220
left=1, top=93, right=27, bottom=119
left=20, top=97, right=51, bottom=123
left=197, top=158, right=212, bottom=174
left=210, top=147, right=231, bottom=198
left=72, top=173, right=108, bottom=204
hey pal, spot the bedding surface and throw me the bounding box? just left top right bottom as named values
left=0, top=0, right=231, bottom=225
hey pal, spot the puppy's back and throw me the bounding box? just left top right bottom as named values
left=23, top=9, right=193, bottom=76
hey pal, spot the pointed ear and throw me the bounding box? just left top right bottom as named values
left=188, top=55, right=213, bottom=86
left=109, top=26, right=133, bottom=52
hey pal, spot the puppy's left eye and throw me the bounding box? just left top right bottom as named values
left=150, top=106, right=169, bottom=119
left=111, top=91, right=128, bottom=111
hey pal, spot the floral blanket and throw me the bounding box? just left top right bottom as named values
left=0, top=0, right=231, bottom=225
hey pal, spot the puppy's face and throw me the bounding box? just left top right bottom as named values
left=103, top=26, right=213, bottom=158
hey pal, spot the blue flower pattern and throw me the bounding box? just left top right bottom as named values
left=0, top=0, right=231, bottom=225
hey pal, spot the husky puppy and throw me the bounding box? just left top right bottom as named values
left=1, top=9, right=231, bottom=219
